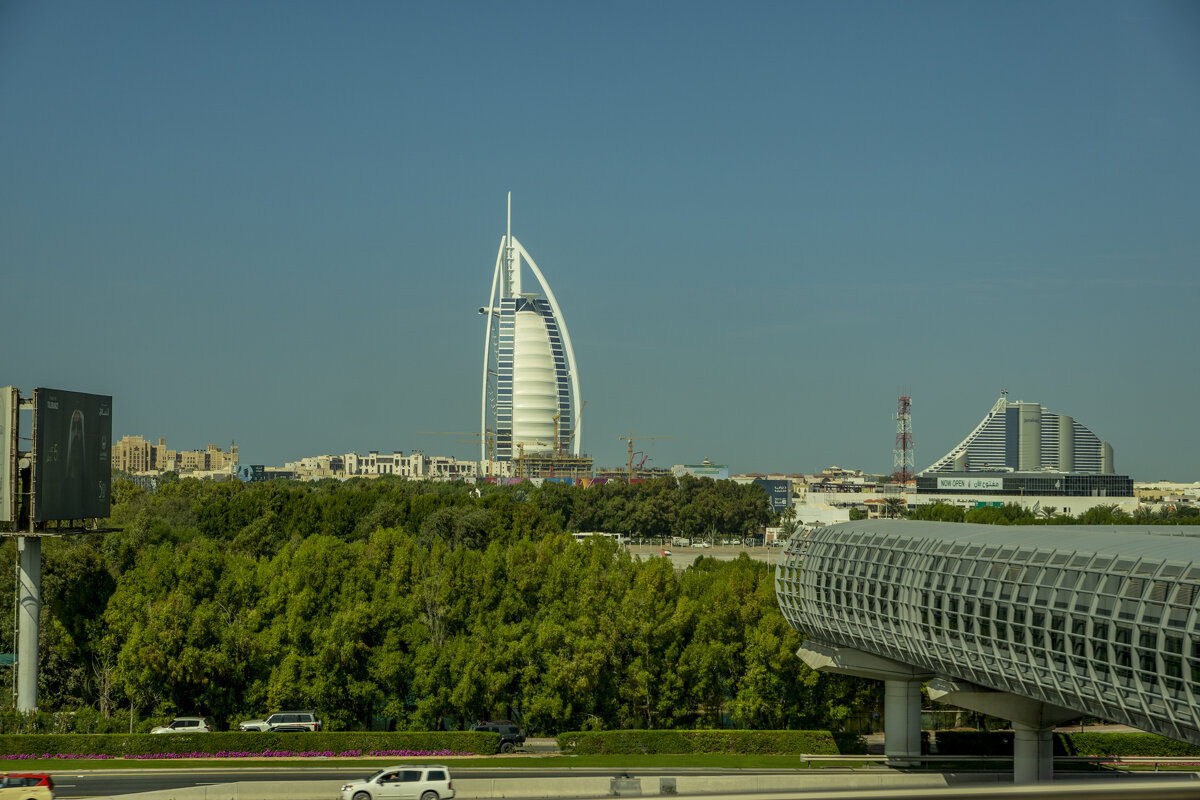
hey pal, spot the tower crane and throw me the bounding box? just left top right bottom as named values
left=553, top=399, right=587, bottom=457
left=618, top=431, right=674, bottom=481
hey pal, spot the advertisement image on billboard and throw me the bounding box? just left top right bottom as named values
left=34, top=388, right=112, bottom=522
left=1, top=387, right=15, bottom=523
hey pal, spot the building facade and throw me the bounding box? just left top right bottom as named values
left=111, top=436, right=238, bottom=475
left=923, top=396, right=1113, bottom=475
left=479, top=195, right=581, bottom=464
left=285, top=451, right=481, bottom=482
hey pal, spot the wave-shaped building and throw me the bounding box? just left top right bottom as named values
left=479, top=195, right=582, bottom=470
left=915, top=396, right=1131, bottom=502
left=923, top=396, right=1113, bottom=475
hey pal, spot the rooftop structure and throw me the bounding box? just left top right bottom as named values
left=479, top=194, right=581, bottom=464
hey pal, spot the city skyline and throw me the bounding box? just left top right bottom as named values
left=4, top=1, right=1198, bottom=480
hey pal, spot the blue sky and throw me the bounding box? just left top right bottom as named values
left=3, top=0, right=1198, bottom=480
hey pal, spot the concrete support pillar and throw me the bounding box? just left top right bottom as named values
left=1013, top=723, right=1056, bottom=784
left=884, top=679, right=923, bottom=766
left=926, top=677, right=1078, bottom=785
left=17, top=536, right=41, bottom=712
left=796, top=643, right=934, bottom=768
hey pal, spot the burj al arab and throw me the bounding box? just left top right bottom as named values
left=478, top=195, right=582, bottom=473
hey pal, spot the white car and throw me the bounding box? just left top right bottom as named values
left=340, top=766, right=454, bottom=800
left=151, top=716, right=213, bottom=734
left=238, top=710, right=322, bottom=732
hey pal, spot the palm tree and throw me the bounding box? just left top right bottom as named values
left=883, top=497, right=906, bottom=519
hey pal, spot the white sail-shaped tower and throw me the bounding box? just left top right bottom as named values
left=479, top=195, right=581, bottom=463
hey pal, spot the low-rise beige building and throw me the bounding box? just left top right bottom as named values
left=111, top=436, right=238, bottom=475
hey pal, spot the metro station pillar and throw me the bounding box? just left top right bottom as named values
left=797, top=641, right=933, bottom=767
left=884, top=679, right=924, bottom=766
left=16, top=536, right=41, bottom=712
left=1013, top=723, right=1056, bottom=784
left=927, top=677, right=1080, bottom=784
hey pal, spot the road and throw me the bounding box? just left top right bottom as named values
left=627, top=544, right=781, bottom=569
left=50, top=766, right=794, bottom=798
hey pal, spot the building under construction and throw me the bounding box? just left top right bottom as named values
left=515, top=453, right=595, bottom=480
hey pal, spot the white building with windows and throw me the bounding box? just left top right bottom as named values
left=923, top=396, right=1114, bottom=475
left=479, top=194, right=582, bottom=464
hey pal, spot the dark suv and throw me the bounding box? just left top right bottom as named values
left=470, top=720, right=525, bottom=753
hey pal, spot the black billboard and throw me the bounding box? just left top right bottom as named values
left=753, top=478, right=792, bottom=514
left=34, top=388, right=112, bottom=522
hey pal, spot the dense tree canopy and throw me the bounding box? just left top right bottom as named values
left=906, top=501, right=1200, bottom=526
left=2, top=475, right=878, bottom=733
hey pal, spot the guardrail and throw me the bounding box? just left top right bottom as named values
left=798, top=754, right=1200, bottom=771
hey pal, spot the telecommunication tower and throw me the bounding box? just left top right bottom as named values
left=893, top=394, right=914, bottom=484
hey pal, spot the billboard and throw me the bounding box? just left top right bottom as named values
left=753, top=478, right=792, bottom=513
left=236, top=464, right=266, bottom=482
left=1, top=387, right=15, bottom=522
left=937, top=476, right=1004, bottom=491
left=33, top=388, right=112, bottom=522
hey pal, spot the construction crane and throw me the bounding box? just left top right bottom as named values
left=552, top=399, right=588, bottom=457
left=618, top=431, right=674, bottom=480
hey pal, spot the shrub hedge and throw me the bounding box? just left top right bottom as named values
left=933, top=731, right=1200, bottom=758
left=0, top=731, right=498, bottom=758
left=1059, top=733, right=1200, bottom=758
left=555, top=730, right=866, bottom=755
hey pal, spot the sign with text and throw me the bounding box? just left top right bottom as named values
left=33, top=388, right=112, bottom=522
left=937, top=476, right=1004, bottom=491
left=0, top=387, right=15, bottom=522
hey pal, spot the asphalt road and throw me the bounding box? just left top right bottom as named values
left=50, top=766, right=771, bottom=798
left=627, top=544, right=781, bottom=569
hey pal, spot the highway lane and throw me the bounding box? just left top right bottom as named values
left=50, top=766, right=789, bottom=798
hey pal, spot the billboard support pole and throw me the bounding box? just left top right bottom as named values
left=15, top=536, right=39, bottom=712
left=16, top=390, right=39, bottom=713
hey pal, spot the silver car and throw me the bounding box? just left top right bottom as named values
left=340, top=766, right=454, bottom=800
left=239, top=710, right=322, bottom=732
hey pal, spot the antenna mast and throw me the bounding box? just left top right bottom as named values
left=893, top=393, right=914, bottom=484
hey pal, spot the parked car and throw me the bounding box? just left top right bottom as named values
left=469, top=720, right=526, bottom=753
left=340, top=765, right=454, bottom=800
left=0, top=773, right=54, bottom=800
left=151, top=716, right=213, bottom=734
left=238, top=710, right=322, bottom=732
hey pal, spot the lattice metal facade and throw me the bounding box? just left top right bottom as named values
left=776, top=520, right=1200, bottom=745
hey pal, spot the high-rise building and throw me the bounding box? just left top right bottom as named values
left=479, top=195, right=581, bottom=463
left=922, top=396, right=1113, bottom=474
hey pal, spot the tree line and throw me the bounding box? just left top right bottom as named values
left=1, top=475, right=877, bottom=733
left=907, top=501, right=1200, bottom=525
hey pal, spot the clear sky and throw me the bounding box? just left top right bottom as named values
left=4, top=0, right=1198, bottom=481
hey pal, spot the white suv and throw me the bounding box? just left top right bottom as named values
left=340, top=766, right=454, bottom=800
left=238, top=710, right=322, bottom=732
left=151, top=716, right=214, bottom=734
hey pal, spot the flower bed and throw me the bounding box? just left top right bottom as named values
left=0, top=732, right=497, bottom=759
left=1, top=748, right=468, bottom=760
